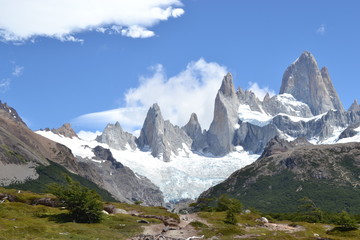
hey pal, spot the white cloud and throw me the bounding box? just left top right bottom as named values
left=0, top=78, right=11, bottom=92
left=12, top=65, right=24, bottom=77
left=248, top=82, right=275, bottom=100
left=0, top=0, right=185, bottom=43
left=77, top=130, right=102, bottom=141
left=316, top=24, right=326, bottom=35
left=73, top=59, right=228, bottom=132
left=121, top=25, right=155, bottom=38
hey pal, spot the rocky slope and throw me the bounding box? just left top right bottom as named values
left=199, top=137, right=360, bottom=213
left=0, top=101, right=164, bottom=205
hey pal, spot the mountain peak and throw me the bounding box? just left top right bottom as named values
left=51, top=123, right=78, bottom=138
left=219, top=72, right=236, bottom=97
left=0, top=101, right=27, bottom=126
left=280, top=51, right=344, bottom=115
left=349, top=99, right=360, bottom=112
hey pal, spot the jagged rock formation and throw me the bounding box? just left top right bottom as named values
left=51, top=123, right=78, bottom=138
left=137, top=104, right=192, bottom=162
left=199, top=138, right=360, bottom=213
left=96, top=122, right=137, bottom=150
left=262, top=94, right=313, bottom=118
left=280, top=51, right=344, bottom=115
left=207, top=73, right=240, bottom=156
left=182, top=113, right=208, bottom=152
left=349, top=100, right=360, bottom=112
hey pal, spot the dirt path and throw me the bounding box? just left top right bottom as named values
left=139, top=213, right=207, bottom=240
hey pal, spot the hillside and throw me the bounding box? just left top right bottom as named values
left=199, top=137, right=360, bottom=213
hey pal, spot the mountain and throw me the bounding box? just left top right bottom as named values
left=96, top=121, right=137, bottom=150
left=37, top=128, right=164, bottom=206
left=0, top=101, right=164, bottom=205
left=198, top=137, right=360, bottom=213
left=9, top=51, right=360, bottom=204
left=280, top=51, right=344, bottom=115
left=137, top=103, right=192, bottom=162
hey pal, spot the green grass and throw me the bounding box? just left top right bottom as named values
left=6, top=161, right=116, bottom=202
left=0, top=200, right=149, bottom=240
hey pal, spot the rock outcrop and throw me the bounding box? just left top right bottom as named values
left=280, top=51, right=344, bottom=115
left=182, top=113, right=208, bottom=152
left=207, top=73, right=240, bottom=156
left=51, top=123, right=78, bottom=138
left=349, top=100, right=360, bottom=112
left=137, top=104, right=192, bottom=162
left=96, top=122, right=137, bottom=150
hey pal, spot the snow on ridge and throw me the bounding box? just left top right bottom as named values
left=238, top=104, right=272, bottom=127
left=35, top=130, right=259, bottom=202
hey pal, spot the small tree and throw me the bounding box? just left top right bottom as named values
left=48, top=176, right=103, bottom=223
left=335, top=211, right=358, bottom=231
left=216, top=194, right=243, bottom=213
left=224, top=207, right=238, bottom=225
left=297, top=197, right=323, bottom=223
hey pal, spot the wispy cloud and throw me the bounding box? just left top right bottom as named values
left=0, top=78, right=11, bottom=93
left=316, top=24, right=326, bottom=35
left=0, top=0, right=185, bottom=43
left=12, top=65, right=24, bottom=77
left=248, top=82, right=275, bottom=100
left=73, top=59, right=227, bottom=132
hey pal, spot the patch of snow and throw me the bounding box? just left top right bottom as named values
left=315, top=127, right=347, bottom=145
left=36, top=130, right=259, bottom=202
left=337, top=133, right=360, bottom=144
left=238, top=104, right=272, bottom=127
left=276, top=112, right=326, bottom=123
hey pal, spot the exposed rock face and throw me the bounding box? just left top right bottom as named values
left=237, top=88, right=263, bottom=113
left=182, top=113, right=208, bottom=152
left=207, top=73, right=240, bottom=155
left=96, top=122, right=137, bottom=150
left=349, top=100, right=360, bottom=112
left=137, top=104, right=192, bottom=161
left=51, top=123, right=78, bottom=138
left=199, top=139, right=360, bottom=213
left=0, top=102, right=81, bottom=185
left=262, top=94, right=313, bottom=118
left=339, top=123, right=360, bottom=140
left=87, top=145, right=164, bottom=206
left=280, top=51, right=344, bottom=115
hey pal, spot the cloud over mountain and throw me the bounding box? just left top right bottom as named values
left=73, top=58, right=228, bottom=132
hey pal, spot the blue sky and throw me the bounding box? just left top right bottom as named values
left=0, top=0, right=359, bottom=134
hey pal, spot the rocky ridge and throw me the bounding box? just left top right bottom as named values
left=93, top=51, right=360, bottom=158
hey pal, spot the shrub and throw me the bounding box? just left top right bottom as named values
left=47, top=176, right=103, bottom=223
left=216, top=194, right=243, bottom=213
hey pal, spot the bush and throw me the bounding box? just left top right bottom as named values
left=216, top=194, right=243, bottom=213
left=334, top=211, right=358, bottom=231
left=224, top=208, right=238, bottom=225
left=47, top=176, right=103, bottom=223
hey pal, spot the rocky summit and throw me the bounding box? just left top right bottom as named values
left=280, top=51, right=344, bottom=115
